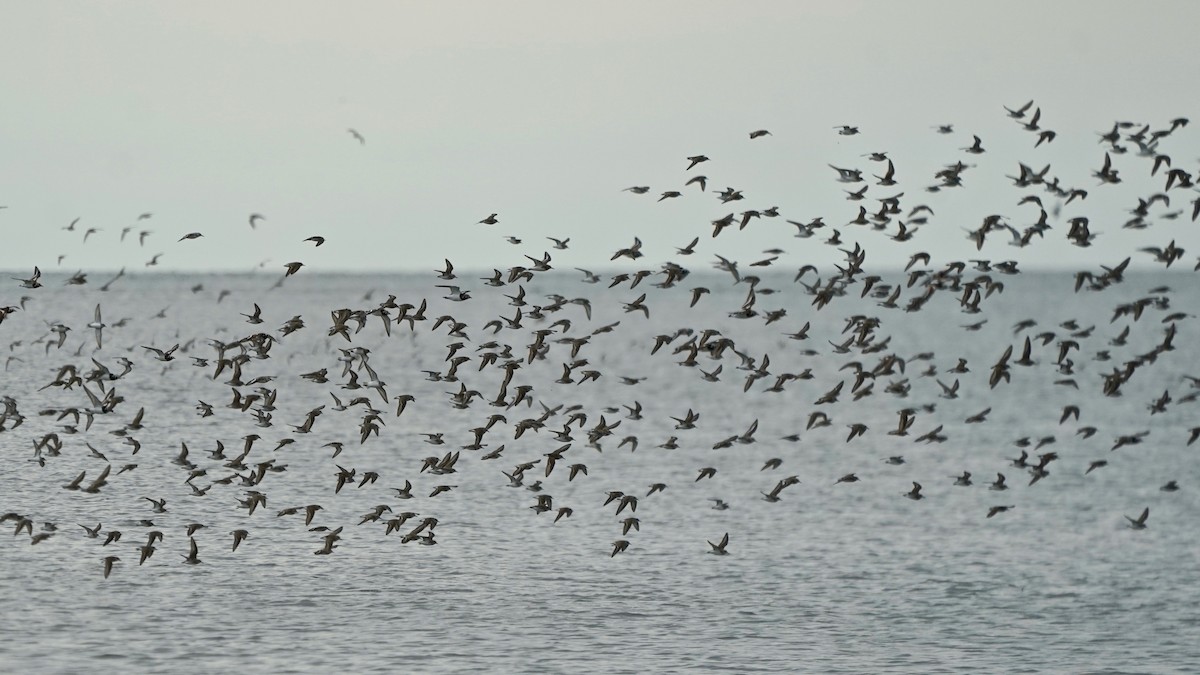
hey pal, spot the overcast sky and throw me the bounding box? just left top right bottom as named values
left=1, top=1, right=1198, bottom=274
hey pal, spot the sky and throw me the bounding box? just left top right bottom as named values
left=1, top=1, right=1198, bottom=274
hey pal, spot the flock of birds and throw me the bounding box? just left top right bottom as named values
left=2, top=101, right=1199, bottom=580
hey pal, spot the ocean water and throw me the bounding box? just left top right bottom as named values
left=1, top=269, right=1198, bottom=673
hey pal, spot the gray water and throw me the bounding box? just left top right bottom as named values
left=2, top=270, right=1198, bottom=673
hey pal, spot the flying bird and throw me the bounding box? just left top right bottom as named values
left=87, top=304, right=106, bottom=349
left=1125, top=508, right=1149, bottom=530
left=707, top=532, right=730, bottom=555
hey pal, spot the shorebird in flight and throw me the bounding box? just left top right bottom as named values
left=182, top=537, right=201, bottom=564
left=903, top=482, right=924, bottom=500
left=13, top=267, right=41, bottom=288
left=707, top=532, right=730, bottom=555
left=1125, top=508, right=1149, bottom=530
left=87, top=304, right=106, bottom=349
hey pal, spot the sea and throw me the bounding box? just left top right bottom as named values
left=1, top=270, right=1198, bottom=673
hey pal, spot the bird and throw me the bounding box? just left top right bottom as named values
left=391, top=480, right=414, bottom=499
left=304, top=505, right=323, bottom=526
left=178, top=232, right=203, bottom=242
left=437, top=285, right=470, bottom=301
left=87, top=304, right=106, bottom=349
left=707, top=532, right=730, bottom=555
left=1004, top=100, right=1034, bottom=118
left=760, top=479, right=790, bottom=502
left=1125, top=508, right=1149, bottom=530
left=102, top=556, right=119, bottom=579
left=986, top=506, right=1015, bottom=518
left=242, top=303, right=264, bottom=324
left=182, top=537, right=201, bottom=564
left=962, top=135, right=985, bottom=154
left=13, top=267, right=41, bottom=288
left=829, top=165, right=863, bottom=183
left=142, top=344, right=179, bottom=361
left=231, top=529, right=249, bottom=552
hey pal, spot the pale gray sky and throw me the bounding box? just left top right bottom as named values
left=2, top=1, right=1198, bottom=273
